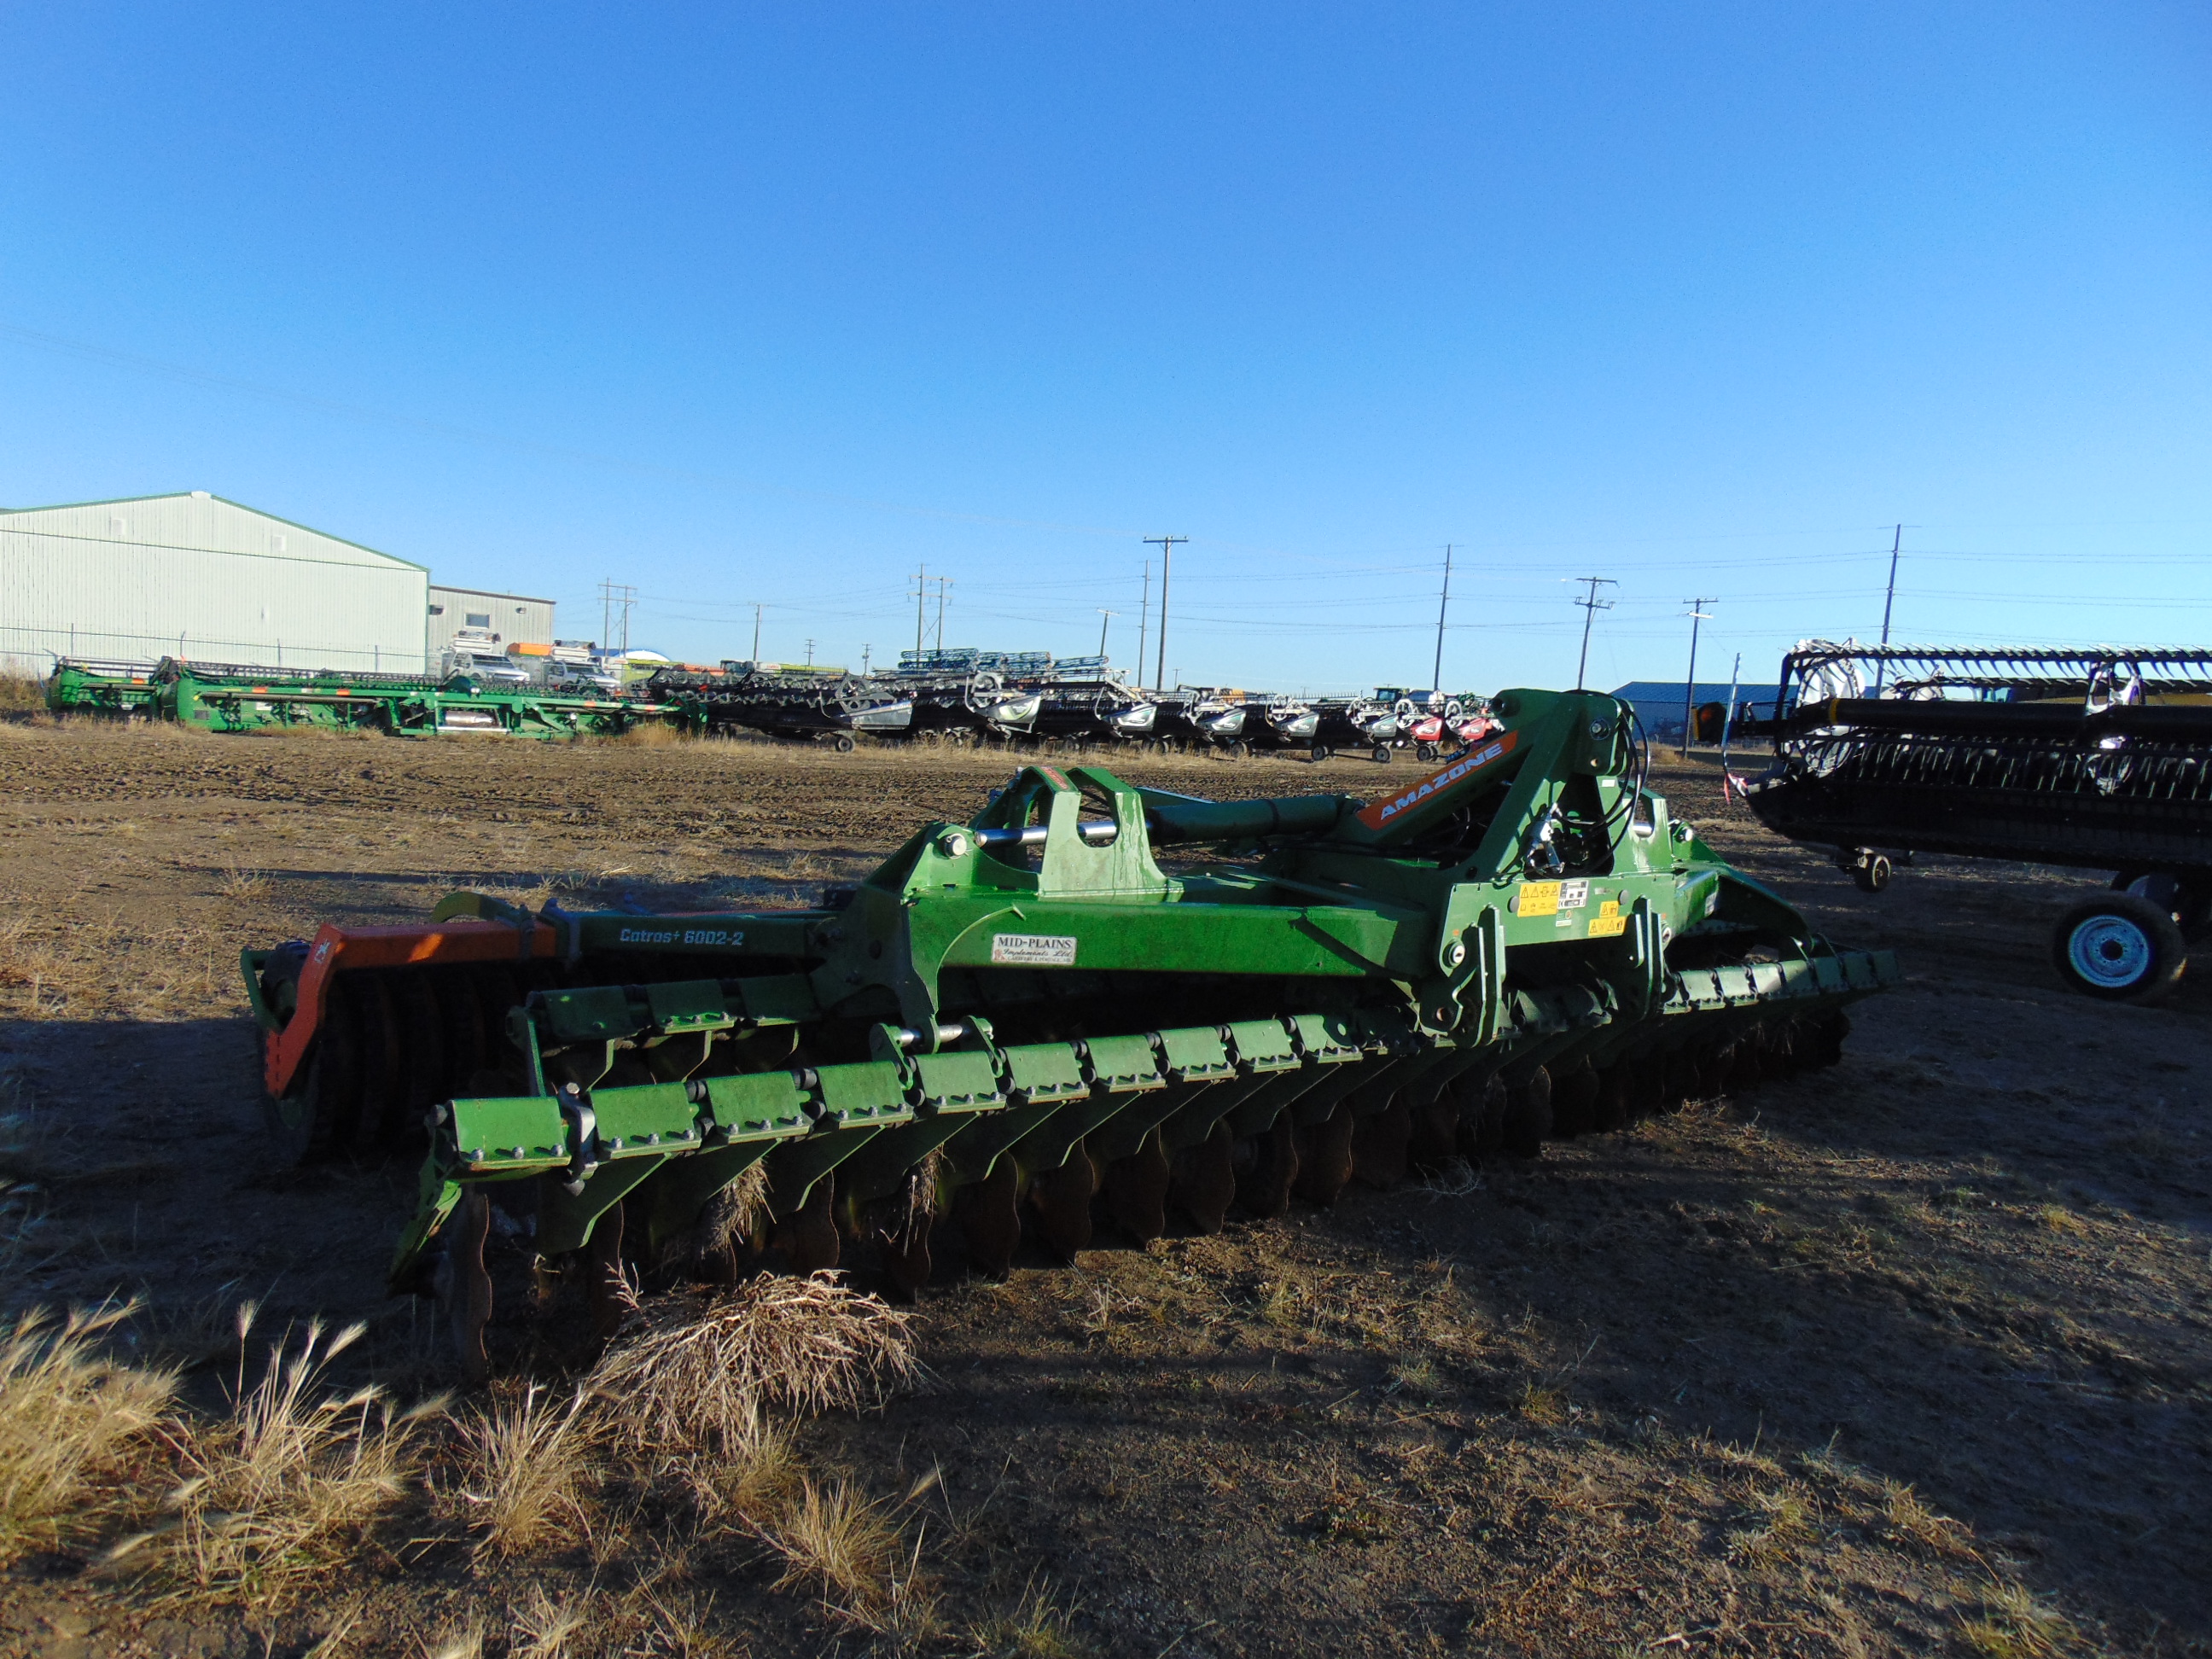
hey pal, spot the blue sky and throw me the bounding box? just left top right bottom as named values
left=2, top=3, right=2206, bottom=694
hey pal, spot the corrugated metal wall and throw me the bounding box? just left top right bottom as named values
left=427, top=585, right=557, bottom=657
left=0, top=492, right=429, bottom=676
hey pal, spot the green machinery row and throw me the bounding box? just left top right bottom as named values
left=44, top=656, right=660, bottom=739
left=243, top=687, right=1900, bottom=1380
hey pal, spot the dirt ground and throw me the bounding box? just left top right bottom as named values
left=0, top=717, right=2205, bottom=1657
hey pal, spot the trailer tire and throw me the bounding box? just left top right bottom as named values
left=2052, top=894, right=2187, bottom=1004
left=833, top=734, right=856, bottom=754
left=1853, top=854, right=1892, bottom=894
left=2114, top=870, right=2212, bottom=943
left=1371, top=745, right=1392, bottom=765
left=1309, top=744, right=1331, bottom=764
left=1416, top=742, right=1438, bottom=762
left=1225, top=739, right=1248, bottom=760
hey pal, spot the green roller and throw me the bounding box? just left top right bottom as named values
left=242, top=685, right=1899, bottom=1381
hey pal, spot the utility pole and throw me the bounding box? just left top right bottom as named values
left=1572, top=577, right=1616, bottom=690
left=1679, top=597, right=1718, bottom=757
left=1144, top=535, right=1186, bottom=693
left=804, top=637, right=815, bottom=667
left=911, top=564, right=928, bottom=661
left=1875, top=523, right=1904, bottom=692
left=1718, top=650, right=1743, bottom=789
left=751, top=602, right=763, bottom=666
left=597, top=580, right=637, bottom=664
left=1135, top=562, right=1150, bottom=687
left=1096, top=609, right=1116, bottom=661
left=933, top=576, right=952, bottom=653
left=1431, top=544, right=1454, bottom=692
left=861, top=643, right=871, bottom=675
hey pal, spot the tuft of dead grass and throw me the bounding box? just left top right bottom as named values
left=761, top=1475, right=910, bottom=1614
left=117, top=1307, right=446, bottom=1602
left=453, top=1383, right=586, bottom=1558
left=589, top=1272, right=922, bottom=1453
left=1959, top=1580, right=2082, bottom=1657
left=214, top=864, right=270, bottom=899
left=0, top=1301, right=176, bottom=1563
left=2037, top=1203, right=2089, bottom=1238
left=969, top=1576, right=1091, bottom=1658
left=510, top=1584, right=593, bottom=1658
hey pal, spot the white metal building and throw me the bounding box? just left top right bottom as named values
left=427, top=585, right=556, bottom=657
left=0, top=492, right=429, bottom=676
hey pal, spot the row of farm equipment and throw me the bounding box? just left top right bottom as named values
left=649, top=649, right=1502, bottom=760
left=44, top=649, right=1508, bottom=761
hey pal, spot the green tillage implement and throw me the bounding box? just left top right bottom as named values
left=152, top=660, right=661, bottom=738
left=242, top=687, right=1900, bottom=1381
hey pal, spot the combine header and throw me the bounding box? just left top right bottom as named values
left=244, top=686, right=1898, bottom=1380
left=44, top=658, right=164, bottom=717
left=1743, top=643, right=2212, bottom=1003
left=46, top=656, right=660, bottom=738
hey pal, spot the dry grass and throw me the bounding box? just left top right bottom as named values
left=762, top=1476, right=905, bottom=1605
left=0, top=912, right=238, bottom=1020
left=0, top=1301, right=176, bottom=1563
left=509, top=1584, right=593, bottom=1658
left=213, top=864, right=271, bottom=899
left=589, top=1272, right=922, bottom=1453
left=452, top=1383, right=586, bottom=1558
left=1959, top=1580, right=2084, bottom=1657
left=968, top=1578, right=1091, bottom=1659
left=118, top=1307, right=446, bottom=1602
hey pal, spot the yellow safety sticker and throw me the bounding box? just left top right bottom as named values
left=1598, top=899, right=1621, bottom=917
left=1588, top=913, right=1628, bottom=938
left=1519, top=881, right=1562, bottom=917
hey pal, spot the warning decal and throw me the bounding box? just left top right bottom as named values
left=1519, top=881, right=1562, bottom=917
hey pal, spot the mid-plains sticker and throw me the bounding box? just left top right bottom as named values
left=991, top=933, right=1079, bottom=967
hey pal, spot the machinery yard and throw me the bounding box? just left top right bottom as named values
left=0, top=718, right=2208, bottom=1656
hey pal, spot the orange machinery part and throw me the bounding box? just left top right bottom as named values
left=264, top=919, right=556, bottom=1097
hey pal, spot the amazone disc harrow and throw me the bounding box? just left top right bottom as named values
left=245, top=687, right=1898, bottom=1381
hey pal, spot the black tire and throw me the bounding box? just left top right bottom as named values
left=1309, top=743, right=1331, bottom=764
left=1415, top=742, right=1437, bottom=763
left=1371, top=745, right=1392, bottom=765
left=1853, top=854, right=1891, bottom=894
left=2113, top=870, right=2212, bottom=943
left=1226, top=739, right=1248, bottom=760
left=2052, top=894, right=2187, bottom=1004
left=833, top=734, right=856, bottom=754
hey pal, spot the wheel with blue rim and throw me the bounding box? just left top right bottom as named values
left=2052, top=893, right=2186, bottom=1004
